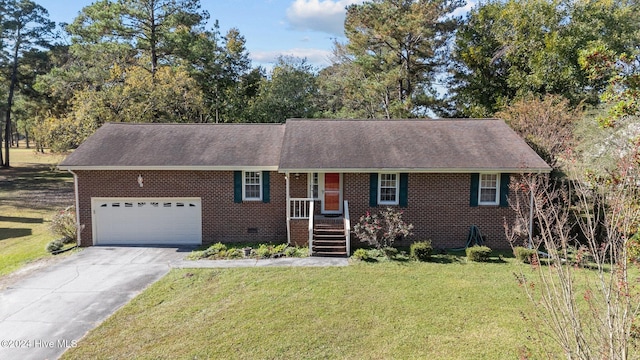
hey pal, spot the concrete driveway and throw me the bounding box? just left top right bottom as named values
left=0, top=246, right=190, bottom=360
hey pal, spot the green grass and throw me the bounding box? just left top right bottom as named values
left=0, top=148, right=74, bottom=276
left=62, top=258, right=545, bottom=359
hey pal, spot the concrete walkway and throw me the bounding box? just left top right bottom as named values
left=0, top=246, right=347, bottom=360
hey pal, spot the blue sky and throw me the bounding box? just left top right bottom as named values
left=36, top=0, right=368, bottom=69
left=37, top=0, right=474, bottom=70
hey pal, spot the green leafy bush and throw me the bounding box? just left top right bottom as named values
left=367, top=248, right=384, bottom=258
left=256, top=244, right=272, bottom=258
left=273, top=243, right=287, bottom=254
left=200, top=242, right=228, bottom=258
left=225, top=248, right=244, bottom=259
left=46, top=239, right=64, bottom=253
left=466, top=246, right=492, bottom=262
left=190, top=243, right=307, bottom=260
left=284, top=246, right=307, bottom=257
left=351, top=248, right=370, bottom=261
left=410, top=241, right=433, bottom=261
left=382, top=246, right=398, bottom=258
left=514, top=247, right=538, bottom=264
left=49, top=206, right=77, bottom=243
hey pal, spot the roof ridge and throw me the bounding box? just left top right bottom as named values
left=103, top=122, right=285, bottom=126
left=285, top=118, right=502, bottom=122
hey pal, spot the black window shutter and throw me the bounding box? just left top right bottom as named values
left=470, top=173, right=479, bottom=207
left=369, top=173, right=378, bottom=207
left=500, top=173, right=510, bottom=207
left=399, top=173, right=408, bottom=208
left=234, top=171, right=242, bottom=203
left=262, top=171, right=270, bottom=203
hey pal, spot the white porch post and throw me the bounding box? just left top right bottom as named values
left=285, top=172, right=291, bottom=245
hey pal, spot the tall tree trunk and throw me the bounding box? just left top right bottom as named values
left=149, top=0, right=157, bottom=81
left=0, top=126, right=4, bottom=166
left=4, top=27, right=20, bottom=168
left=25, top=127, right=29, bottom=148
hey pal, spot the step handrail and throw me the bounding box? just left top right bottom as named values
left=308, top=200, right=314, bottom=256
left=343, top=200, right=350, bottom=256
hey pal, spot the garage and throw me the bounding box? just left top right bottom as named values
left=92, top=198, right=202, bottom=245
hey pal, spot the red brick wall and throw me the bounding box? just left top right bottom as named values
left=289, top=219, right=309, bottom=247
left=76, top=170, right=517, bottom=249
left=75, top=170, right=287, bottom=246
left=344, top=173, right=516, bottom=249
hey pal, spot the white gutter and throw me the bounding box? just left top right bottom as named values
left=67, top=169, right=81, bottom=246
left=57, top=165, right=279, bottom=171
left=276, top=167, right=552, bottom=174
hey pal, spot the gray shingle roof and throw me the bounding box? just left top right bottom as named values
left=59, top=119, right=551, bottom=173
left=58, top=123, right=285, bottom=169
left=278, top=119, right=551, bottom=173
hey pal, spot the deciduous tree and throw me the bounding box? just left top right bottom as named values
left=449, top=0, right=640, bottom=117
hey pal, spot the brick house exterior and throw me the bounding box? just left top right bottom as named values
left=59, top=119, right=550, bottom=253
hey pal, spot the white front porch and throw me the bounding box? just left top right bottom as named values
left=285, top=172, right=351, bottom=257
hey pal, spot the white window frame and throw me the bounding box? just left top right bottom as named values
left=378, top=173, right=399, bottom=205
left=478, top=173, right=500, bottom=205
left=242, top=171, right=262, bottom=201
left=308, top=172, right=319, bottom=200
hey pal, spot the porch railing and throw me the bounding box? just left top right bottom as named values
left=343, top=200, right=350, bottom=256
left=289, top=198, right=314, bottom=219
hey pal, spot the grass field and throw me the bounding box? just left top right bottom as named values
left=0, top=148, right=74, bottom=276
left=61, top=258, right=549, bottom=359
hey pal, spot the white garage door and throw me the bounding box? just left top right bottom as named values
left=92, top=198, right=202, bottom=245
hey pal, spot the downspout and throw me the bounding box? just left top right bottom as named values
left=285, top=172, right=291, bottom=245
left=67, top=169, right=81, bottom=246
left=528, top=181, right=534, bottom=249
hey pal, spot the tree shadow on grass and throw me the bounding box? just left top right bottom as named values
left=0, top=216, right=43, bottom=224
left=0, top=228, right=32, bottom=240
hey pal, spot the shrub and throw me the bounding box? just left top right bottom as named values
left=273, top=243, right=287, bottom=254
left=49, top=206, right=77, bottom=243
left=367, top=248, right=384, bottom=258
left=466, top=246, right=492, bottom=262
left=514, top=247, right=538, bottom=264
left=256, top=244, right=272, bottom=258
left=225, top=248, right=244, bottom=259
left=201, top=242, right=227, bottom=258
left=284, top=246, right=308, bottom=257
left=410, top=241, right=433, bottom=261
left=46, top=239, right=64, bottom=253
left=351, top=248, right=369, bottom=261
left=382, top=246, right=398, bottom=258
left=353, top=207, right=414, bottom=249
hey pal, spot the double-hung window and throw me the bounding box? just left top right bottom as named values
left=378, top=173, right=399, bottom=205
left=243, top=171, right=262, bottom=201
left=478, top=173, right=499, bottom=205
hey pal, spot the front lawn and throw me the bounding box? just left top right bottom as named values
left=62, top=258, right=546, bottom=359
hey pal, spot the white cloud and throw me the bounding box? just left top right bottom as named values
left=286, top=0, right=365, bottom=36
left=251, top=48, right=332, bottom=68
left=452, top=0, right=478, bottom=17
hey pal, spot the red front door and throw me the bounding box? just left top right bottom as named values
left=323, top=173, right=341, bottom=213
